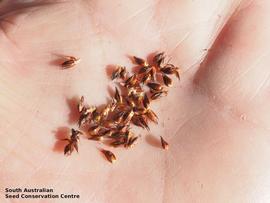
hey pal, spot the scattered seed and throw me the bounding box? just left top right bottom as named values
left=63, top=128, right=82, bottom=155
left=153, top=52, right=165, bottom=67
left=160, top=136, right=169, bottom=150
left=102, top=149, right=116, bottom=163
left=62, top=56, right=80, bottom=68
left=61, top=52, right=180, bottom=162
left=133, top=56, right=148, bottom=66
left=126, top=136, right=138, bottom=148
left=147, top=82, right=163, bottom=91
left=162, top=74, right=173, bottom=87
left=145, top=109, right=158, bottom=124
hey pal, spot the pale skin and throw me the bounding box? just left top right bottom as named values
left=0, top=0, right=270, bottom=202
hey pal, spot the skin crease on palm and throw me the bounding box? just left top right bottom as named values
left=1, top=0, right=270, bottom=202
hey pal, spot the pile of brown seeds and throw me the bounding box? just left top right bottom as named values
left=62, top=52, right=180, bottom=163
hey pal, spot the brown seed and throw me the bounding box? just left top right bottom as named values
left=126, top=136, right=138, bottom=148
left=150, top=90, right=168, bottom=100
left=160, top=136, right=169, bottom=150
left=133, top=56, right=148, bottom=66
left=111, top=131, right=124, bottom=138
left=110, top=140, right=125, bottom=147
left=62, top=56, right=80, bottom=68
left=153, top=52, right=165, bottom=67
left=119, top=66, right=127, bottom=79
left=71, top=128, right=82, bottom=140
left=64, top=143, right=72, bottom=155
left=102, top=149, right=116, bottom=163
left=132, top=115, right=149, bottom=130
left=162, top=74, right=172, bottom=87
left=160, top=66, right=175, bottom=74
left=147, top=82, right=163, bottom=91
left=161, top=65, right=180, bottom=80
left=151, top=91, right=163, bottom=100
left=145, top=109, right=158, bottom=124
left=63, top=129, right=81, bottom=155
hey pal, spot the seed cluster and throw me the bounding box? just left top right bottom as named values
left=62, top=52, right=180, bottom=163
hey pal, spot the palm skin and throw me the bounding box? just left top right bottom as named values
left=1, top=0, right=270, bottom=202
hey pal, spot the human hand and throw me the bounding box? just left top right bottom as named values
left=1, top=0, right=269, bottom=202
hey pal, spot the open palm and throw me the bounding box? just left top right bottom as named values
left=1, top=0, right=270, bottom=202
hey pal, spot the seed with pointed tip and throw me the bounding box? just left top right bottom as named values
left=160, top=66, right=175, bottom=74
left=145, top=109, right=158, bottom=124
left=102, top=149, right=116, bottom=163
left=64, top=143, right=72, bottom=155
left=111, top=140, right=125, bottom=147
left=147, top=82, right=163, bottom=91
left=160, top=136, right=169, bottom=150
left=153, top=52, right=165, bottom=67
left=119, top=66, right=126, bottom=79
left=162, top=74, right=172, bottom=87
left=132, top=116, right=149, bottom=130
left=133, top=56, right=148, bottom=66
left=62, top=56, right=80, bottom=68
left=151, top=91, right=163, bottom=100
left=63, top=129, right=81, bottom=155
left=126, top=136, right=138, bottom=148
